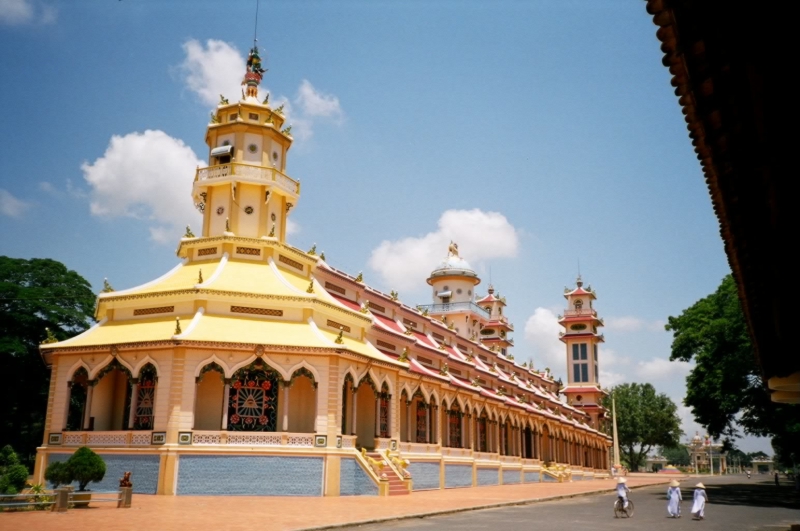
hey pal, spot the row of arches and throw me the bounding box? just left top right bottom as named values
left=64, top=358, right=317, bottom=434
left=394, top=389, right=606, bottom=467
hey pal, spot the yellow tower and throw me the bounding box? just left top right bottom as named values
left=192, top=47, right=298, bottom=242
left=558, top=276, right=606, bottom=428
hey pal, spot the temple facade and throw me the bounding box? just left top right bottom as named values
left=33, top=48, right=611, bottom=496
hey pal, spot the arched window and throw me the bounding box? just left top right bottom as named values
left=228, top=359, right=279, bottom=432
left=133, top=364, right=158, bottom=430
left=66, top=367, right=89, bottom=431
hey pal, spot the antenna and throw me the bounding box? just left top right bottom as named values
left=253, top=0, right=260, bottom=47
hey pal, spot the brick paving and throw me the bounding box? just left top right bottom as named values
left=0, top=475, right=675, bottom=531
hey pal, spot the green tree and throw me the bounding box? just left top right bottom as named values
left=0, top=257, right=95, bottom=470
left=602, top=383, right=683, bottom=471
left=65, top=446, right=106, bottom=491
left=0, top=445, right=30, bottom=494
left=660, top=444, right=691, bottom=466
left=666, top=275, right=800, bottom=471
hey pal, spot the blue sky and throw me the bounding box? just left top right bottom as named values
left=0, top=1, right=767, bottom=453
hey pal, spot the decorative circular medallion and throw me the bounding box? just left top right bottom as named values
left=216, top=206, right=225, bottom=215
left=271, top=213, right=276, bottom=221
left=248, top=144, right=257, bottom=154
left=244, top=206, right=254, bottom=215
left=456, top=288, right=462, bottom=294
left=272, top=151, right=278, bottom=160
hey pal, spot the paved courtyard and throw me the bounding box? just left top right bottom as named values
left=1, top=474, right=796, bottom=531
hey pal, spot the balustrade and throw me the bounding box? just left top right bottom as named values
left=195, top=163, right=300, bottom=195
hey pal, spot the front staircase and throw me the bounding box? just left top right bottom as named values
left=366, top=452, right=410, bottom=495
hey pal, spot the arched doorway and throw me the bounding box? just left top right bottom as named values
left=90, top=359, right=133, bottom=431
left=65, top=367, right=89, bottom=431
left=354, top=374, right=378, bottom=449
left=195, top=363, right=225, bottom=430
left=287, top=367, right=317, bottom=433
left=477, top=409, right=488, bottom=452
left=541, top=424, right=552, bottom=463
left=227, top=359, right=279, bottom=432
left=447, top=400, right=462, bottom=448
left=341, top=373, right=354, bottom=434
left=132, top=363, right=157, bottom=430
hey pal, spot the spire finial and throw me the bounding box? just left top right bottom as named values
left=242, top=0, right=267, bottom=100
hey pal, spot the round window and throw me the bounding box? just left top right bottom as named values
left=270, top=213, right=276, bottom=221
left=248, top=144, right=258, bottom=153
left=272, top=151, right=278, bottom=160
left=244, top=206, right=254, bottom=215
left=468, top=290, right=472, bottom=296
left=216, top=206, right=225, bottom=215
left=456, top=288, right=462, bottom=294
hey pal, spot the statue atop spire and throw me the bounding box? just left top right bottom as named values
left=242, top=46, right=267, bottom=99
left=447, top=241, right=459, bottom=258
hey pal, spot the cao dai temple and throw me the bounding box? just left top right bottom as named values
left=33, top=46, right=611, bottom=496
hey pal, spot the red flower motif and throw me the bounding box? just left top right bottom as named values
left=261, top=381, right=271, bottom=390
left=259, top=415, right=267, bottom=424
left=245, top=417, right=253, bottom=424
left=247, top=380, right=256, bottom=388
left=233, top=381, right=242, bottom=389
left=230, top=414, right=240, bottom=423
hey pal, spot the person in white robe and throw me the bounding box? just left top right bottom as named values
left=691, top=482, right=708, bottom=520
left=616, top=477, right=631, bottom=508
left=667, top=479, right=682, bottom=518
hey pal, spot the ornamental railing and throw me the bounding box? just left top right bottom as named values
left=61, top=431, right=153, bottom=447
left=195, top=163, right=300, bottom=195
left=417, top=302, right=490, bottom=319
left=398, top=442, right=441, bottom=454
left=562, top=308, right=598, bottom=318
left=192, top=431, right=314, bottom=447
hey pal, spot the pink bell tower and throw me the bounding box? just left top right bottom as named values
left=558, top=276, right=607, bottom=428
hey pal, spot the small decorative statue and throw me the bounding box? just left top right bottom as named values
left=119, top=471, right=132, bottom=488
left=219, top=94, right=229, bottom=105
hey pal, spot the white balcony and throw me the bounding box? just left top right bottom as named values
left=195, top=163, right=300, bottom=196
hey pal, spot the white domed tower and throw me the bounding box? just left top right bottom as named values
left=421, top=242, right=484, bottom=339
left=558, top=276, right=606, bottom=428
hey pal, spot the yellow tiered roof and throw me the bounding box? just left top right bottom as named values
left=50, top=315, right=189, bottom=348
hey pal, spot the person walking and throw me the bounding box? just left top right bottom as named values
left=691, top=482, right=708, bottom=520
left=774, top=471, right=780, bottom=487
left=667, top=479, right=682, bottom=518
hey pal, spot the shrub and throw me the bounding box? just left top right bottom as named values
left=0, top=445, right=29, bottom=495
left=65, top=447, right=106, bottom=491
left=44, top=461, right=71, bottom=488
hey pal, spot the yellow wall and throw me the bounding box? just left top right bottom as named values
left=288, top=376, right=316, bottom=432
left=194, top=372, right=224, bottom=430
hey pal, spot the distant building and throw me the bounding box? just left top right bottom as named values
left=33, top=46, right=610, bottom=496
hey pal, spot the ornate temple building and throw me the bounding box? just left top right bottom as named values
left=32, top=46, right=611, bottom=496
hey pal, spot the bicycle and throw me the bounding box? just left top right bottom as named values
left=614, top=496, right=634, bottom=518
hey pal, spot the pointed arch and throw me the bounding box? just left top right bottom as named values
left=132, top=355, right=160, bottom=379
left=89, top=355, right=133, bottom=380
left=229, top=353, right=290, bottom=381
left=195, top=354, right=229, bottom=378
left=378, top=375, right=394, bottom=397
left=66, top=359, right=91, bottom=381
left=356, top=368, right=379, bottom=393
left=287, top=361, right=320, bottom=387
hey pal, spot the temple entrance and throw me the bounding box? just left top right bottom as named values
left=90, top=360, right=133, bottom=431
left=227, top=359, right=279, bottom=432
left=287, top=368, right=316, bottom=433
left=194, top=363, right=225, bottom=430
left=65, top=367, right=89, bottom=431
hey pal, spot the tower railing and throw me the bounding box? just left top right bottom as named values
left=195, top=162, right=300, bottom=195
left=416, top=302, right=490, bottom=319
left=562, top=308, right=598, bottom=318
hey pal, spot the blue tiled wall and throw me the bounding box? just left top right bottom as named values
left=177, top=455, right=323, bottom=496
left=543, top=472, right=559, bottom=482
left=502, top=469, right=521, bottom=485
left=47, top=452, right=160, bottom=494
left=340, top=458, right=378, bottom=496
left=408, top=461, right=440, bottom=491
left=524, top=471, right=540, bottom=483
left=573, top=474, right=583, bottom=481
left=476, top=467, right=498, bottom=486
left=444, top=464, right=472, bottom=488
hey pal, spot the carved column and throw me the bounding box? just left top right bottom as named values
left=221, top=379, right=231, bottom=430
left=82, top=383, right=94, bottom=430
left=127, top=379, right=139, bottom=429
left=351, top=387, right=358, bottom=435
left=282, top=382, right=290, bottom=431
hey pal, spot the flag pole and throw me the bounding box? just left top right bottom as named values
left=612, top=395, right=621, bottom=468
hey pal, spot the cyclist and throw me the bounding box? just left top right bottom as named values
left=616, top=477, right=631, bottom=510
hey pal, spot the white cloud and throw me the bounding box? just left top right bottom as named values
left=368, top=209, right=519, bottom=291
left=605, top=316, right=665, bottom=332
left=295, top=79, right=343, bottom=120
left=523, top=307, right=566, bottom=376
left=599, top=369, right=628, bottom=388
left=635, top=357, right=692, bottom=381
left=0, top=189, right=30, bottom=217
left=286, top=218, right=300, bottom=236
left=38, top=181, right=57, bottom=195
left=0, top=0, right=56, bottom=25
left=178, top=41, right=343, bottom=141
left=81, top=130, right=203, bottom=242
left=179, top=39, right=246, bottom=107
